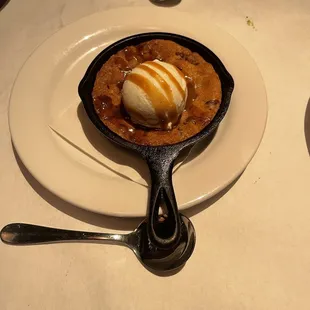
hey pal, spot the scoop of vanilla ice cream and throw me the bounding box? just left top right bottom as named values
left=122, top=60, right=188, bottom=130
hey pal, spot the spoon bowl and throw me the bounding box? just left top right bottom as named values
left=0, top=214, right=195, bottom=272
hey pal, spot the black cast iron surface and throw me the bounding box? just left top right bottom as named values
left=79, top=32, right=234, bottom=249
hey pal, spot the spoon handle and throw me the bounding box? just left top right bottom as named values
left=0, top=223, right=126, bottom=245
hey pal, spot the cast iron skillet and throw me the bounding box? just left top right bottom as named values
left=78, top=32, right=234, bottom=249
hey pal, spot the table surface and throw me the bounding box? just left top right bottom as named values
left=1, top=0, right=310, bottom=309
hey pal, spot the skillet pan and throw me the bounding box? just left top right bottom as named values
left=78, top=32, right=234, bottom=249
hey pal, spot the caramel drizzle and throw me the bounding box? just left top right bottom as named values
left=126, top=73, right=178, bottom=128
left=145, top=61, right=185, bottom=99
left=139, top=64, right=173, bottom=103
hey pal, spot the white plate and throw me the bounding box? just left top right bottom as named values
left=9, top=7, right=267, bottom=217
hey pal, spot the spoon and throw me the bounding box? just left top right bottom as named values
left=0, top=214, right=195, bottom=272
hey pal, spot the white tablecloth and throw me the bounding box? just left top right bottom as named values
left=1, top=0, right=310, bottom=309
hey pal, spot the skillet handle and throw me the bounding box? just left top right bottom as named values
left=144, top=149, right=181, bottom=248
